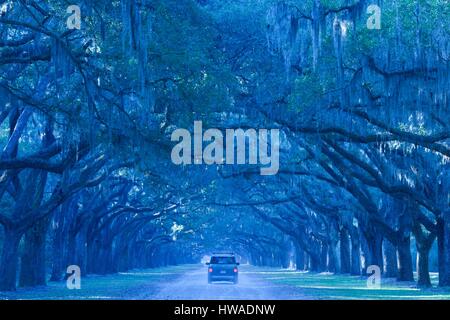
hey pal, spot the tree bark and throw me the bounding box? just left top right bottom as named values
left=50, top=230, right=65, bottom=282
left=19, top=218, right=49, bottom=287
left=328, top=241, right=338, bottom=273
left=397, top=236, right=414, bottom=281
left=0, top=226, right=22, bottom=291
left=360, top=229, right=370, bottom=274
left=319, top=243, right=328, bottom=272
left=437, top=214, right=450, bottom=286
left=366, top=232, right=384, bottom=273
left=295, top=244, right=305, bottom=271
left=309, top=254, right=320, bottom=272
left=50, top=210, right=66, bottom=281
left=413, top=219, right=434, bottom=288
left=65, top=229, right=87, bottom=276
left=383, top=239, right=398, bottom=278
left=349, top=227, right=361, bottom=275
left=417, top=248, right=432, bottom=287
left=340, top=228, right=351, bottom=274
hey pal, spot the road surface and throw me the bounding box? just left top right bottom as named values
left=149, top=265, right=308, bottom=300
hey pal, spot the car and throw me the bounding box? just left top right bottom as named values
left=206, top=253, right=239, bottom=284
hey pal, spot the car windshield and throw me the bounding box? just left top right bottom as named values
left=210, top=256, right=236, bottom=264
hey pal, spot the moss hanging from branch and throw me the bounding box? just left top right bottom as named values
left=121, top=0, right=154, bottom=111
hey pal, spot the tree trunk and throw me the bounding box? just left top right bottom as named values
left=383, top=239, right=398, bottom=278
left=397, top=237, right=414, bottom=282
left=417, top=248, right=432, bottom=287
left=0, top=227, right=22, bottom=291
left=309, top=254, right=320, bottom=272
left=75, top=231, right=87, bottom=275
left=50, top=217, right=65, bottom=282
left=97, top=241, right=114, bottom=274
left=360, top=233, right=369, bottom=274
left=413, top=219, right=434, bottom=288
left=328, top=241, right=338, bottom=273
left=295, top=245, right=305, bottom=271
left=66, top=231, right=77, bottom=269
left=304, top=253, right=310, bottom=271
left=437, top=215, right=450, bottom=286
left=366, top=233, right=384, bottom=273
left=117, top=243, right=130, bottom=272
left=349, top=227, right=361, bottom=275
left=19, top=218, right=49, bottom=287
left=340, top=228, right=351, bottom=274
left=320, top=243, right=328, bottom=272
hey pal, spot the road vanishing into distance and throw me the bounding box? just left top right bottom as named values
left=150, top=265, right=307, bottom=300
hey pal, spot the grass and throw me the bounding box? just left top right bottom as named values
left=243, top=266, right=450, bottom=300
left=0, top=264, right=199, bottom=300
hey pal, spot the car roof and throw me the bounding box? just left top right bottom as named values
left=211, top=253, right=235, bottom=257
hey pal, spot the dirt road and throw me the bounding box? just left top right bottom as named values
left=149, top=265, right=308, bottom=300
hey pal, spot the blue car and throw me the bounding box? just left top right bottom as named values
left=206, top=253, right=239, bottom=284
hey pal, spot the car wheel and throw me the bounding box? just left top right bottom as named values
left=233, top=277, right=238, bottom=285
